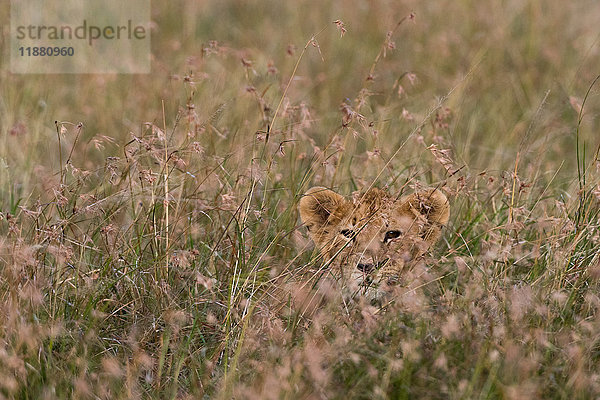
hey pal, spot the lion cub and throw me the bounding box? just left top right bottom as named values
left=299, top=186, right=449, bottom=299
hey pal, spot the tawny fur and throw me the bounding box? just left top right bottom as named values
left=299, top=186, right=450, bottom=299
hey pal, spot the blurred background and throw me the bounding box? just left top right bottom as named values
left=2, top=0, right=599, bottom=199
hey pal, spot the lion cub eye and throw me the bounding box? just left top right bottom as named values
left=384, top=230, right=402, bottom=242
left=340, top=229, right=355, bottom=239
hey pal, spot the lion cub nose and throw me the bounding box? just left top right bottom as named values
left=356, top=263, right=375, bottom=273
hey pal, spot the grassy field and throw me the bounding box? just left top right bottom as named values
left=1, top=0, right=600, bottom=398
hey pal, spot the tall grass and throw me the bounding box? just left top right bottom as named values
left=1, top=0, right=600, bottom=398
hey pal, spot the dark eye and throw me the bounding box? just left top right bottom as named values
left=384, top=230, right=402, bottom=242
left=340, top=229, right=355, bottom=239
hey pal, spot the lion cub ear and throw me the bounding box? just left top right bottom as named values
left=299, top=187, right=345, bottom=233
left=401, top=188, right=450, bottom=242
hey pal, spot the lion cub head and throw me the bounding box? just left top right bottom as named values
left=299, top=186, right=450, bottom=299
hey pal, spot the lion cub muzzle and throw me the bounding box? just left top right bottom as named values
left=299, top=186, right=450, bottom=299
left=356, top=259, right=388, bottom=274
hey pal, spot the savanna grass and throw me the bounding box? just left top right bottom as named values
left=1, top=0, right=600, bottom=398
